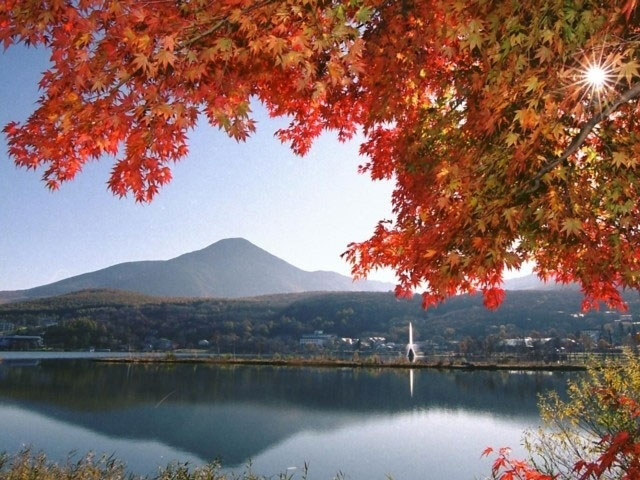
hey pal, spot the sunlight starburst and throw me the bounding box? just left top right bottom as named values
left=571, top=52, right=616, bottom=112
left=585, top=65, right=607, bottom=89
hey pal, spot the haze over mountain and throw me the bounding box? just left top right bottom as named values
left=503, top=274, right=577, bottom=291
left=0, top=238, right=392, bottom=302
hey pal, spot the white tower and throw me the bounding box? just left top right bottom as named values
left=407, top=322, right=416, bottom=363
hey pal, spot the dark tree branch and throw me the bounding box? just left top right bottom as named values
left=529, top=81, right=640, bottom=189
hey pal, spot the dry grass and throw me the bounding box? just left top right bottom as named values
left=0, top=450, right=308, bottom=480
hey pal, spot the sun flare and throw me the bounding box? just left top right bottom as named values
left=585, top=65, right=607, bottom=89
left=571, top=54, right=616, bottom=110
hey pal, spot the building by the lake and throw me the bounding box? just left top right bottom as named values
left=299, top=331, right=336, bottom=347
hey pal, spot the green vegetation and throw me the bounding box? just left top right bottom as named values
left=1, top=288, right=639, bottom=352
left=531, top=352, right=640, bottom=477
left=0, top=450, right=297, bottom=480
left=490, top=351, right=640, bottom=479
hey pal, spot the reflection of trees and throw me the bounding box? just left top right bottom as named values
left=0, top=361, right=572, bottom=415
left=0, top=362, right=573, bottom=467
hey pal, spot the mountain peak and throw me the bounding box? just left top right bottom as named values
left=0, top=238, right=393, bottom=302
left=207, top=237, right=255, bottom=248
left=503, top=274, right=578, bottom=291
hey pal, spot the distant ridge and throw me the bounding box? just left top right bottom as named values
left=0, top=238, right=393, bottom=302
left=503, top=274, right=578, bottom=291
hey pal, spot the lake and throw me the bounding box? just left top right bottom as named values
left=0, top=358, right=573, bottom=479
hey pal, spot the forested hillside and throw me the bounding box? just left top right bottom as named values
left=1, top=289, right=638, bottom=352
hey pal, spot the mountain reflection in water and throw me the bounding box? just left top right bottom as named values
left=0, top=361, right=574, bottom=479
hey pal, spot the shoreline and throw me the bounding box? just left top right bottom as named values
left=92, top=356, right=587, bottom=371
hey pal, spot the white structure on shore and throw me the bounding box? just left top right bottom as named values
left=407, top=322, right=416, bottom=363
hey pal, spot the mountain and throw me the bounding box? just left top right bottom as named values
left=0, top=238, right=393, bottom=302
left=503, top=274, right=578, bottom=291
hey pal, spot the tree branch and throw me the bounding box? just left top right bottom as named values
left=529, top=81, right=640, bottom=188
left=181, top=0, right=276, bottom=48
left=182, top=18, right=227, bottom=48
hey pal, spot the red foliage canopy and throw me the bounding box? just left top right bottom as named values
left=3, top=0, right=640, bottom=310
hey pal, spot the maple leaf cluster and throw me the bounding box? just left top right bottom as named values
left=1, top=0, right=365, bottom=201
left=3, top=0, right=640, bottom=310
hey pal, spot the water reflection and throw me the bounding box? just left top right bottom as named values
left=0, top=361, right=574, bottom=478
left=409, top=368, right=414, bottom=398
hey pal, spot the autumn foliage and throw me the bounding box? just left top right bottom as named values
left=3, top=1, right=640, bottom=310
left=486, top=352, right=640, bottom=480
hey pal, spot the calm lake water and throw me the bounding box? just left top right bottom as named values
left=0, top=357, right=573, bottom=479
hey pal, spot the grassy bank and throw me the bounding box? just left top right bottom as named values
left=0, top=450, right=285, bottom=480
left=93, top=355, right=587, bottom=371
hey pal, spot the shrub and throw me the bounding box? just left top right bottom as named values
left=487, top=350, right=640, bottom=479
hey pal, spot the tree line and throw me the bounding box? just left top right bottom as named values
left=1, top=289, right=639, bottom=352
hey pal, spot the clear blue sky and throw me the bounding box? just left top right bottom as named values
left=0, top=46, right=397, bottom=290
